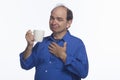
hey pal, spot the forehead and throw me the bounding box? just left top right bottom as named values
left=51, top=7, right=67, bottom=18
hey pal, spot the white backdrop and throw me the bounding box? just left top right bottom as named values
left=0, top=0, right=120, bottom=80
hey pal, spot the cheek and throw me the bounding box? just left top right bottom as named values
left=61, top=23, right=68, bottom=27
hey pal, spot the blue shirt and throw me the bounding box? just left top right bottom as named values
left=20, top=31, right=89, bottom=80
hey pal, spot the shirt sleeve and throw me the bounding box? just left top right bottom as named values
left=19, top=52, right=35, bottom=70
left=65, top=41, right=89, bottom=78
left=19, top=43, right=39, bottom=70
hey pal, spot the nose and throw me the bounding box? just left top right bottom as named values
left=52, top=20, right=56, bottom=25
left=50, top=19, right=57, bottom=25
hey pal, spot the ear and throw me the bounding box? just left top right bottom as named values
left=66, top=20, right=72, bottom=28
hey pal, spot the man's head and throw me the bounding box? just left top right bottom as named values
left=49, top=5, right=73, bottom=34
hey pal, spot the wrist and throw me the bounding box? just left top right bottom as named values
left=60, top=53, right=67, bottom=63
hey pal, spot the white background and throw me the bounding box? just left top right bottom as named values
left=0, top=0, right=120, bottom=80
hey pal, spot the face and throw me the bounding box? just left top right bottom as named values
left=49, top=7, right=72, bottom=34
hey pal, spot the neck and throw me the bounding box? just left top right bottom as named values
left=53, top=30, right=67, bottom=39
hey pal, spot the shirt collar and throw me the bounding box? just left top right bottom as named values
left=49, top=30, right=71, bottom=42
left=62, top=30, right=71, bottom=42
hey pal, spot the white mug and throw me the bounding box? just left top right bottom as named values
left=33, top=30, right=45, bottom=42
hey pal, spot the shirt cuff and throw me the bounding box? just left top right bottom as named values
left=19, top=53, right=32, bottom=65
left=65, top=55, right=74, bottom=65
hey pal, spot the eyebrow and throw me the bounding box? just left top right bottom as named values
left=57, top=17, right=64, bottom=20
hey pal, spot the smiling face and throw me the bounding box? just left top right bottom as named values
left=49, top=6, right=72, bottom=34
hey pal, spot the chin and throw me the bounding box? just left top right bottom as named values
left=52, top=30, right=59, bottom=34
left=51, top=28, right=57, bottom=32
left=52, top=31, right=58, bottom=34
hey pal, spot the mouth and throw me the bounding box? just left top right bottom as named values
left=50, top=25, right=58, bottom=30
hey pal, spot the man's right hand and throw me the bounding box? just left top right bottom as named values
left=23, top=30, right=34, bottom=60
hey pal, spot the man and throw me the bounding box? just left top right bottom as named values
left=20, top=5, right=89, bottom=80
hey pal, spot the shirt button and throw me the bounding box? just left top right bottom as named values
left=45, top=70, right=48, bottom=72
left=49, top=61, right=52, bottom=64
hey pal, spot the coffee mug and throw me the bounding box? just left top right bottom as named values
left=33, top=30, right=45, bottom=42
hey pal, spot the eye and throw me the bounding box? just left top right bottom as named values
left=57, top=17, right=64, bottom=21
left=50, top=16, right=54, bottom=20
